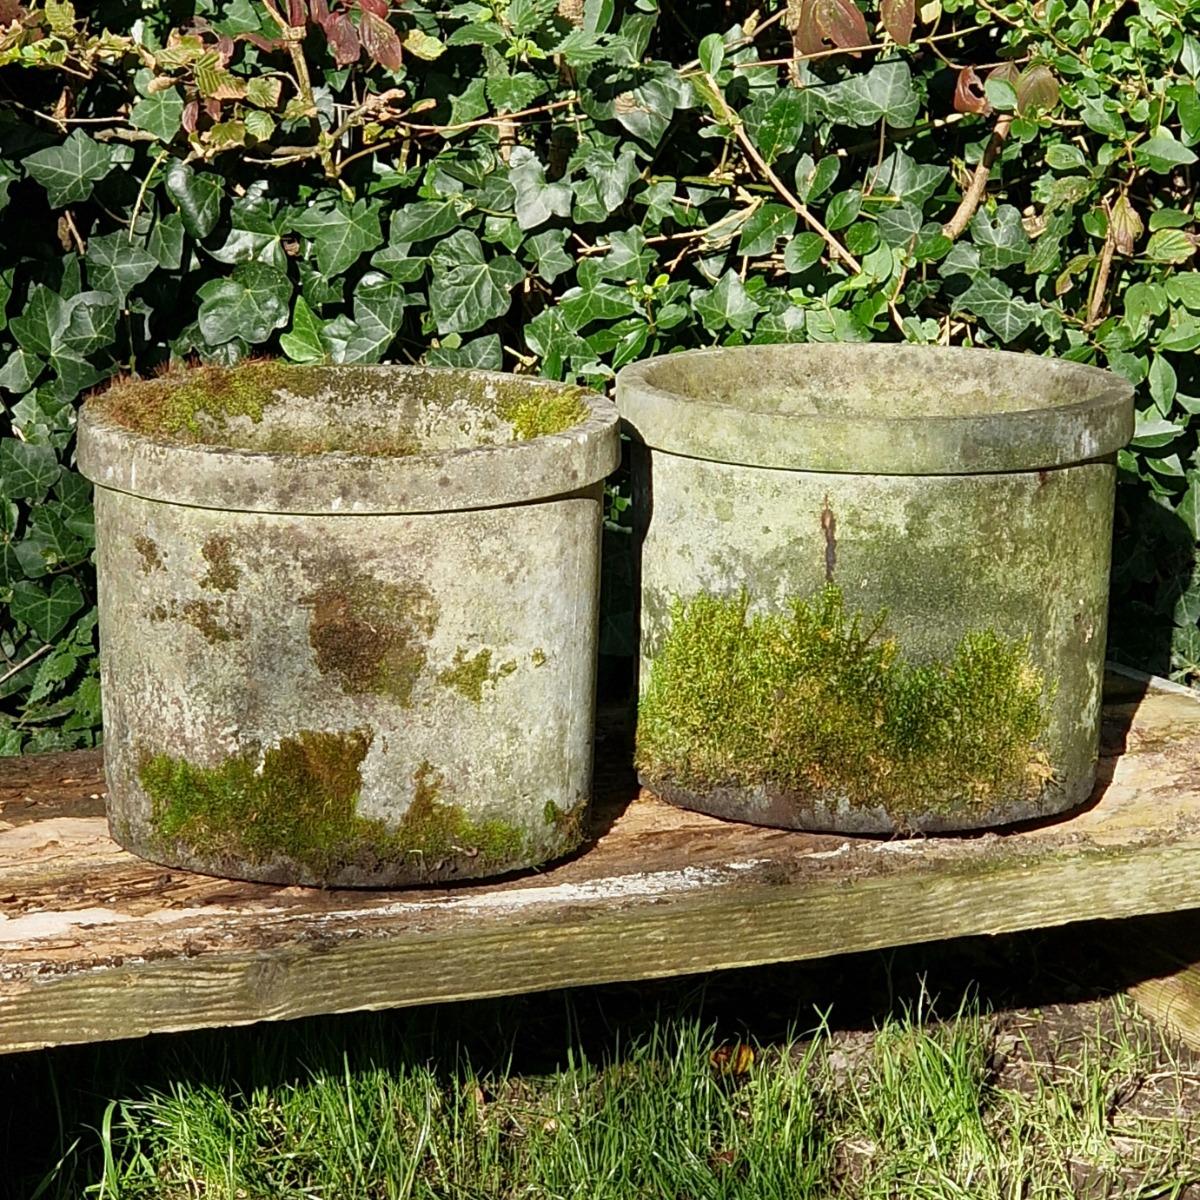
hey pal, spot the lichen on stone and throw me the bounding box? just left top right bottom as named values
left=139, top=734, right=529, bottom=879
left=438, top=646, right=518, bottom=703
left=199, top=535, right=240, bottom=592
left=147, top=597, right=240, bottom=644
left=497, top=386, right=589, bottom=440
left=636, top=585, right=1051, bottom=816
left=132, top=534, right=163, bottom=574
left=303, top=573, right=438, bottom=705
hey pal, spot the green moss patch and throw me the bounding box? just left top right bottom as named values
left=439, top=647, right=518, bottom=703
left=497, top=387, right=589, bottom=440
left=636, top=586, right=1050, bottom=817
left=199, top=536, right=240, bottom=592
left=303, top=574, right=438, bottom=705
left=97, top=360, right=298, bottom=442
left=140, top=733, right=528, bottom=879
left=132, top=534, right=163, bottom=574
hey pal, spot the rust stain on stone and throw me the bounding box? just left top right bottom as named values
left=820, top=494, right=837, bottom=584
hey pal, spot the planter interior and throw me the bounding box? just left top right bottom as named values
left=617, top=345, right=1134, bottom=835
left=79, top=362, right=620, bottom=886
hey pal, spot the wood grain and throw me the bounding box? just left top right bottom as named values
left=3, top=672, right=1200, bottom=1055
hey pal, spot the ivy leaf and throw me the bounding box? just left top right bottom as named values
left=970, top=205, right=1029, bottom=268
left=197, top=263, right=293, bottom=346
left=0, top=439, right=61, bottom=501
left=427, top=334, right=503, bottom=369
left=827, top=62, right=919, bottom=128
left=129, top=88, right=185, bottom=142
left=148, top=212, right=185, bottom=269
left=869, top=148, right=946, bottom=208
left=742, top=90, right=808, bottom=165
left=737, top=204, right=796, bottom=256
left=694, top=271, right=760, bottom=332
left=955, top=275, right=1038, bottom=342
left=293, top=199, right=384, bottom=277
left=0, top=160, right=18, bottom=210
left=86, top=233, right=157, bottom=301
left=0, top=349, right=41, bottom=394
left=9, top=577, right=85, bottom=642
left=1137, top=129, right=1199, bottom=174
left=525, top=230, right=574, bottom=282
left=384, top=201, right=458, bottom=245
left=613, top=74, right=684, bottom=146
left=23, top=130, right=117, bottom=207
left=165, top=161, right=223, bottom=238
left=280, top=295, right=328, bottom=364
left=877, top=201, right=924, bottom=246
left=429, top=230, right=524, bottom=335
left=508, top=148, right=573, bottom=230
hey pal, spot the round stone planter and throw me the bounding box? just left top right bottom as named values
left=616, top=345, right=1134, bottom=834
left=78, top=362, right=619, bottom=886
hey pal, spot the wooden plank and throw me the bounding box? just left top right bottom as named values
left=3, top=673, right=1200, bottom=1055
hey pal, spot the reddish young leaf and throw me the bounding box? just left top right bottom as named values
left=182, top=99, right=200, bottom=132
left=880, top=0, right=914, bottom=44
left=323, top=11, right=361, bottom=63
left=953, top=66, right=990, bottom=114
left=309, top=0, right=330, bottom=21
left=812, top=0, right=868, bottom=54
left=358, top=0, right=389, bottom=15
left=242, top=31, right=287, bottom=51
left=359, top=7, right=402, bottom=69
left=791, top=0, right=826, bottom=57
left=287, top=0, right=306, bottom=24
left=203, top=96, right=223, bottom=120
left=986, top=61, right=1020, bottom=88
left=1015, top=64, right=1060, bottom=115
left=0, top=0, right=26, bottom=22
left=216, top=32, right=234, bottom=64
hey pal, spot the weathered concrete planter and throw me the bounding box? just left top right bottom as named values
left=78, top=362, right=619, bottom=886
left=617, top=345, right=1133, bottom=834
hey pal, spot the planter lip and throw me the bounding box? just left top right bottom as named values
left=616, top=344, right=1134, bottom=475
left=78, top=365, right=620, bottom=514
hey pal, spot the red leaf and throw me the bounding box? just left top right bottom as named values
left=323, top=11, right=361, bottom=63
left=242, top=31, right=287, bottom=51
left=359, top=8, right=402, bottom=69
left=0, top=0, right=25, bottom=23
left=357, top=0, right=389, bottom=15
left=203, top=97, right=222, bottom=120
left=812, top=0, right=868, bottom=54
left=287, top=0, right=306, bottom=25
left=1015, top=64, right=1060, bottom=115
left=310, top=0, right=330, bottom=21
left=880, top=0, right=914, bottom=44
left=791, top=0, right=825, bottom=57
left=182, top=99, right=200, bottom=132
left=216, top=32, right=234, bottom=64
left=953, top=66, right=990, bottom=114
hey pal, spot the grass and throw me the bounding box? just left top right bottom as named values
left=5, top=938, right=1200, bottom=1200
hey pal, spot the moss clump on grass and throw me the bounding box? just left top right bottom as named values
left=140, top=734, right=529, bottom=878
left=636, top=586, right=1050, bottom=816
left=497, top=387, right=589, bottom=440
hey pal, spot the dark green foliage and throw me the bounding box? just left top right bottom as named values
left=637, top=587, right=1050, bottom=814
left=1, top=0, right=1199, bottom=751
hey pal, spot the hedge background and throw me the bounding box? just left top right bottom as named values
left=0, top=0, right=1198, bottom=752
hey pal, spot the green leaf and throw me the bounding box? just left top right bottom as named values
left=427, top=334, right=503, bottom=369
left=86, top=232, right=157, bottom=301
left=9, top=577, right=85, bottom=642
left=868, top=149, right=946, bottom=208
left=1166, top=273, right=1200, bottom=309
left=508, top=148, right=573, bottom=230
left=525, top=230, right=574, bottom=283
left=148, top=212, right=185, bottom=269
left=0, top=349, right=41, bottom=394
left=827, top=62, right=919, bottom=129
left=877, top=202, right=923, bottom=247
left=784, top=233, right=824, bottom=272
left=1045, top=143, right=1086, bottom=171
left=293, top=199, right=384, bottom=277
left=0, top=439, right=61, bottom=501
left=970, top=205, right=1029, bottom=268
left=280, top=295, right=327, bottom=364
left=694, top=271, right=760, bottom=332
left=737, top=204, right=796, bottom=256
left=825, top=189, right=862, bottom=232
left=196, top=263, right=293, bottom=346
left=955, top=276, right=1038, bottom=342
left=1136, top=130, right=1198, bottom=174
left=795, top=154, right=840, bottom=203
left=386, top=201, right=460, bottom=244
left=129, top=88, right=185, bottom=142
left=742, top=90, right=807, bottom=164
left=1147, top=229, right=1195, bottom=263
left=1149, top=354, right=1177, bottom=415
left=1080, top=97, right=1126, bottom=138
left=165, top=161, right=223, bottom=239
left=23, top=130, right=117, bottom=207
left=429, top=230, right=524, bottom=335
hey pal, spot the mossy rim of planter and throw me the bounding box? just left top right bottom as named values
left=616, top=345, right=1133, bottom=475
left=78, top=363, right=620, bottom=515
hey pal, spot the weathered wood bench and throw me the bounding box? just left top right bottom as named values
left=4, top=668, right=1200, bottom=1056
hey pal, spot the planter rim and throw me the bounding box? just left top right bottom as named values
left=616, top=345, right=1134, bottom=475
left=78, top=365, right=620, bottom=514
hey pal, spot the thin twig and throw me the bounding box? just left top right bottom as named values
left=941, top=113, right=1013, bottom=241
left=0, top=644, right=52, bottom=690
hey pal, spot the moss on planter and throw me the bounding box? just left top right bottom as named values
left=636, top=585, right=1051, bottom=816
left=497, top=387, right=589, bottom=440
left=140, top=733, right=529, bottom=879
left=303, top=574, right=438, bottom=705
left=199, top=536, right=240, bottom=592
left=133, top=534, right=163, bottom=574
left=439, top=647, right=518, bottom=703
